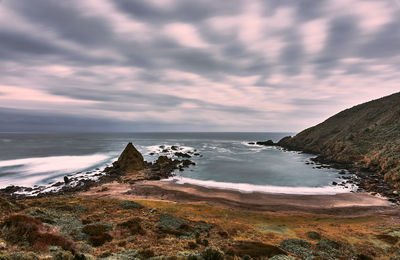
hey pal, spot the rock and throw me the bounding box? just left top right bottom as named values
left=171, top=146, right=179, bottom=151
left=248, top=142, right=255, bottom=145
left=155, top=156, right=170, bottom=165
left=117, top=142, right=145, bottom=172
left=256, top=140, right=275, bottom=146
left=174, top=152, right=191, bottom=158
left=332, top=181, right=338, bottom=185
left=306, top=231, right=321, bottom=240
left=64, top=176, right=70, bottom=184
left=228, top=241, right=287, bottom=258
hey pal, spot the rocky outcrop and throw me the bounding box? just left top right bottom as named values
left=117, top=142, right=145, bottom=173
left=278, top=92, right=400, bottom=188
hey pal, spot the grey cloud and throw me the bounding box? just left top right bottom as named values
left=0, top=0, right=398, bottom=132
left=0, top=29, right=63, bottom=58
left=113, top=0, right=243, bottom=24
left=359, top=19, right=400, bottom=58
left=6, top=0, right=114, bottom=47
left=314, top=15, right=360, bottom=76
left=262, top=0, right=326, bottom=21
left=279, top=29, right=304, bottom=76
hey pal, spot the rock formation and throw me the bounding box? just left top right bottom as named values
left=278, top=92, right=400, bottom=188
left=117, top=142, right=145, bottom=173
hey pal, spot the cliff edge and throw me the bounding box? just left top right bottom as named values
left=278, top=92, right=400, bottom=188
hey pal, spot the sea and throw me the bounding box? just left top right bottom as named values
left=0, top=132, right=356, bottom=195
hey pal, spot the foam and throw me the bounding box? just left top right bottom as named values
left=0, top=154, right=114, bottom=188
left=164, top=176, right=356, bottom=195
left=145, top=144, right=196, bottom=156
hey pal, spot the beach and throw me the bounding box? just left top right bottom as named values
left=80, top=179, right=396, bottom=217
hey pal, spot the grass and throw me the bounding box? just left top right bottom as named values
left=0, top=196, right=399, bottom=259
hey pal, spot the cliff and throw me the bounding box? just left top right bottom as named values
left=278, top=92, right=400, bottom=188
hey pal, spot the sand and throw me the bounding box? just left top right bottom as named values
left=79, top=179, right=398, bottom=217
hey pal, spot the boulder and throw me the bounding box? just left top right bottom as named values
left=256, top=140, right=275, bottom=146
left=117, top=143, right=144, bottom=172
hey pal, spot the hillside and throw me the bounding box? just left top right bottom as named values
left=278, top=92, right=400, bottom=188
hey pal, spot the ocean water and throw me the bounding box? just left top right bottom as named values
left=0, top=132, right=355, bottom=194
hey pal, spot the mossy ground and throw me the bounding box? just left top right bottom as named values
left=0, top=196, right=399, bottom=259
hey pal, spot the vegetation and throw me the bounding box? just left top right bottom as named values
left=0, top=196, right=399, bottom=259
left=278, top=92, right=400, bottom=188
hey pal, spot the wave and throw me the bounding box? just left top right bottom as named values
left=145, top=144, right=195, bottom=156
left=164, top=176, right=356, bottom=195
left=0, top=154, right=115, bottom=188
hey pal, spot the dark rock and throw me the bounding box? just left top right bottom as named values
left=182, top=160, right=195, bottom=167
left=256, top=140, right=275, bottom=146
left=171, top=146, right=179, bottom=151
left=155, top=156, right=170, bottom=165
left=174, top=152, right=191, bottom=158
left=332, top=181, right=338, bottom=185
left=248, top=142, right=255, bottom=145
left=117, top=142, right=144, bottom=172
left=64, top=176, right=70, bottom=184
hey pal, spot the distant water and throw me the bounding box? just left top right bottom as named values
left=0, top=132, right=355, bottom=194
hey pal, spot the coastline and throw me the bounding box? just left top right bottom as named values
left=80, top=179, right=396, bottom=217
left=1, top=142, right=400, bottom=259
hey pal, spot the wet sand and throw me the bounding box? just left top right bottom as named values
left=80, top=179, right=398, bottom=217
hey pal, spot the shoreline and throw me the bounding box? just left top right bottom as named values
left=80, top=179, right=397, bottom=217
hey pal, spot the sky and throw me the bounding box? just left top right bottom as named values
left=0, top=0, right=399, bottom=132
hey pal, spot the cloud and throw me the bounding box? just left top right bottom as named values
left=0, top=0, right=399, bottom=132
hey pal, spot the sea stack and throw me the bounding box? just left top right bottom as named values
left=117, top=142, right=145, bottom=172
